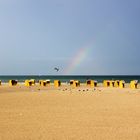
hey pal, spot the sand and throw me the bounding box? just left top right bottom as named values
left=0, top=83, right=140, bottom=140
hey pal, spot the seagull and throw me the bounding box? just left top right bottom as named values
left=54, top=67, right=59, bottom=72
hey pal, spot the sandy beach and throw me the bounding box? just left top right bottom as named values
left=0, top=83, right=140, bottom=140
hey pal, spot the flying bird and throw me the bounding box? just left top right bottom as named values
left=54, top=67, right=59, bottom=72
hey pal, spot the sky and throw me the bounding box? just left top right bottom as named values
left=0, top=0, right=140, bottom=75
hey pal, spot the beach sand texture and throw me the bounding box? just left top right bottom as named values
left=0, top=84, right=140, bottom=140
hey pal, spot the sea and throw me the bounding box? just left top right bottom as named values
left=0, top=75, right=140, bottom=83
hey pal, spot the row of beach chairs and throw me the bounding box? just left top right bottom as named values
left=0, top=79, right=139, bottom=89
left=103, top=80, right=138, bottom=89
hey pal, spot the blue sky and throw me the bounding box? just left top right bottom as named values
left=0, top=0, right=140, bottom=75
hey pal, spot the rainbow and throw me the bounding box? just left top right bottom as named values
left=64, top=45, right=91, bottom=75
